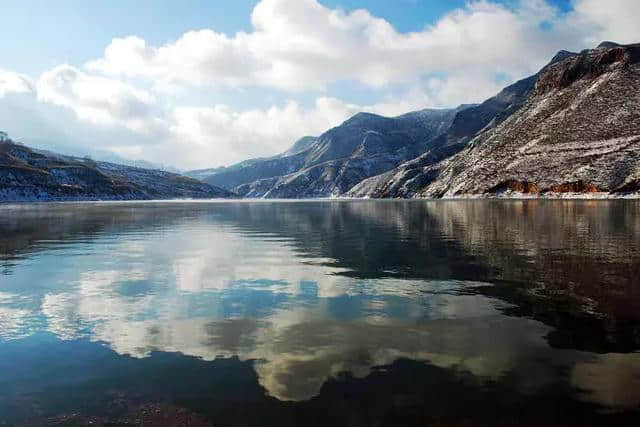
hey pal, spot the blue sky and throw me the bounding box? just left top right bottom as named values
left=0, top=0, right=636, bottom=169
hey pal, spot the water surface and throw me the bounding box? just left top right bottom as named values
left=1, top=200, right=640, bottom=426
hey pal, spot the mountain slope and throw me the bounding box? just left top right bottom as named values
left=0, top=136, right=233, bottom=201
left=184, top=136, right=319, bottom=189
left=346, top=71, right=556, bottom=199
left=418, top=42, right=640, bottom=198
left=226, top=107, right=465, bottom=198
left=349, top=43, right=640, bottom=198
left=210, top=49, right=575, bottom=199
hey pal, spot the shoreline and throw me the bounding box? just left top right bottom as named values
left=2, top=192, right=640, bottom=204
left=431, top=191, right=640, bottom=200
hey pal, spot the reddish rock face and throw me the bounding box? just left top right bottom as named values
left=546, top=181, right=601, bottom=193
left=534, top=44, right=640, bottom=95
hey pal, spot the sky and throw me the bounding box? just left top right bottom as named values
left=0, top=0, right=638, bottom=170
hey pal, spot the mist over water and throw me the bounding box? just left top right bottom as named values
left=1, top=200, right=639, bottom=425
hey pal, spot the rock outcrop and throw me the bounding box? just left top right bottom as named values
left=0, top=137, right=233, bottom=201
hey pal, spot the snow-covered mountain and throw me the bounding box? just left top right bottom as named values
left=349, top=42, right=640, bottom=198
left=189, top=45, right=588, bottom=199
left=190, top=107, right=468, bottom=198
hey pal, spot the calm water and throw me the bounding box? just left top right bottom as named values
left=1, top=200, right=640, bottom=426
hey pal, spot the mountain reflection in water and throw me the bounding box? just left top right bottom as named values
left=0, top=200, right=639, bottom=426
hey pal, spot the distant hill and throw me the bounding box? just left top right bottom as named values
left=0, top=135, right=233, bottom=202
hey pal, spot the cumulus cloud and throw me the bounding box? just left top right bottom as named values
left=85, top=32, right=260, bottom=88
left=85, top=0, right=570, bottom=91
left=569, top=0, right=640, bottom=46
left=84, top=0, right=640, bottom=94
left=168, top=97, right=359, bottom=166
left=0, top=69, right=33, bottom=97
left=36, top=64, right=164, bottom=134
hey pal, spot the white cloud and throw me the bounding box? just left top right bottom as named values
left=569, top=0, right=640, bottom=46
left=85, top=0, right=572, bottom=92
left=36, top=64, right=164, bottom=134
left=168, top=97, right=359, bottom=166
left=0, top=69, right=33, bottom=97
left=86, top=32, right=260, bottom=88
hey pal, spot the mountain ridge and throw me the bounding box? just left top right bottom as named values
left=192, top=106, right=471, bottom=197
left=0, top=134, right=234, bottom=202
left=190, top=45, right=586, bottom=199
left=349, top=42, right=640, bottom=198
left=5, top=42, right=639, bottom=201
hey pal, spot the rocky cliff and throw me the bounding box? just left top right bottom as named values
left=0, top=137, right=233, bottom=201
left=349, top=42, right=640, bottom=198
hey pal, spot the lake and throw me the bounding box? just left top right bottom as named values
left=1, top=200, right=639, bottom=426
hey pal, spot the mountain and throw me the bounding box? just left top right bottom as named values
left=241, top=108, right=469, bottom=198
left=192, top=46, right=578, bottom=199
left=279, top=135, right=318, bottom=156
left=345, top=69, right=554, bottom=199
left=192, top=107, right=472, bottom=198
left=185, top=136, right=319, bottom=190
left=0, top=134, right=233, bottom=201
left=349, top=42, right=640, bottom=198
